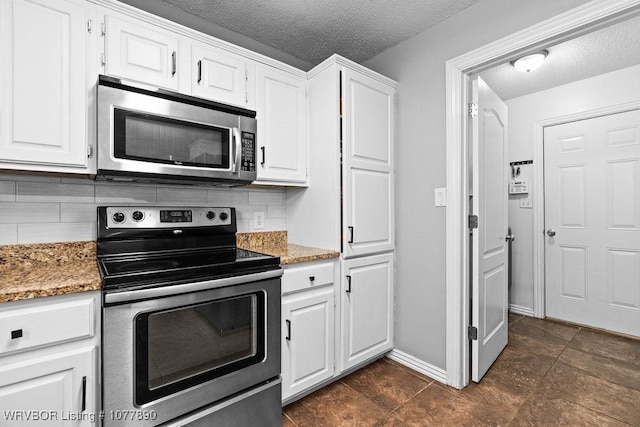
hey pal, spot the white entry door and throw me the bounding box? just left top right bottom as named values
left=470, top=77, right=509, bottom=382
left=544, top=109, right=640, bottom=337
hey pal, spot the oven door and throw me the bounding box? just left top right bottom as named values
left=102, top=272, right=280, bottom=427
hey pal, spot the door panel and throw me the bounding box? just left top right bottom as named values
left=0, top=0, right=88, bottom=168
left=282, top=288, right=334, bottom=400
left=192, top=45, right=248, bottom=107
left=105, top=15, right=179, bottom=91
left=255, top=66, right=307, bottom=184
left=341, top=254, right=393, bottom=371
left=343, top=69, right=394, bottom=257
left=544, top=108, right=640, bottom=337
left=470, top=77, right=509, bottom=382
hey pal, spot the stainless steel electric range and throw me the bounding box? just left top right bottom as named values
left=97, top=206, right=282, bottom=427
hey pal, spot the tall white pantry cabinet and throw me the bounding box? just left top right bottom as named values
left=287, top=55, right=396, bottom=375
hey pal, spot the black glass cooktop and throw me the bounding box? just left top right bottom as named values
left=99, top=248, right=280, bottom=290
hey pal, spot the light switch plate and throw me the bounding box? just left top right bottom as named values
left=435, top=187, right=446, bottom=207
left=519, top=197, right=533, bottom=209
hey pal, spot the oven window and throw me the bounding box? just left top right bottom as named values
left=113, top=108, right=230, bottom=169
left=135, top=292, right=265, bottom=404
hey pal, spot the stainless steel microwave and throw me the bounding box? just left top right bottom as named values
left=96, top=75, right=257, bottom=186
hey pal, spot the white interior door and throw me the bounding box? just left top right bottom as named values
left=544, top=109, right=640, bottom=337
left=470, top=77, right=509, bottom=383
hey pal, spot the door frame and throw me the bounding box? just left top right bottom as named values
left=444, top=0, right=640, bottom=389
left=532, top=100, right=640, bottom=318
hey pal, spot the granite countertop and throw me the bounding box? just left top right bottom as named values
left=0, top=242, right=101, bottom=304
left=236, top=231, right=340, bottom=265
left=0, top=232, right=339, bottom=304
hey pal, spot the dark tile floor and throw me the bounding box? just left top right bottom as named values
left=282, top=314, right=640, bottom=426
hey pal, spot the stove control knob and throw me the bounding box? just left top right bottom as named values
left=219, top=212, right=229, bottom=221
left=132, top=210, right=144, bottom=222
left=206, top=211, right=215, bottom=220
left=112, top=212, right=125, bottom=223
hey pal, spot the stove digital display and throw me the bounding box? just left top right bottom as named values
left=160, top=210, right=192, bottom=223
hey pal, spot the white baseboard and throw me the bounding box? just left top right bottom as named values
left=386, top=350, right=447, bottom=384
left=509, top=304, right=534, bottom=317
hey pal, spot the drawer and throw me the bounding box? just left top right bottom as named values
left=0, top=297, right=95, bottom=356
left=282, top=261, right=334, bottom=294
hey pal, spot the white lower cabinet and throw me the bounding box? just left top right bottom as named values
left=281, top=260, right=336, bottom=402
left=0, top=347, right=95, bottom=426
left=282, top=287, right=335, bottom=401
left=0, top=292, right=100, bottom=426
left=341, top=253, right=394, bottom=371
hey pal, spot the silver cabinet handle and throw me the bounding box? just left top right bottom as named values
left=547, top=229, right=556, bottom=237
left=505, top=234, right=515, bottom=242
left=197, top=60, right=202, bottom=83
left=171, top=51, right=176, bottom=76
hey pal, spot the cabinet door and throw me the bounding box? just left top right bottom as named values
left=255, top=66, right=307, bottom=185
left=342, top=69, right=394, bottom=257
left=104, top=15, right=180, bottom=90
left=191, top=44, right=250, bottom=107
left=282, top=287, right=334, bottom=401
left=0, top=0, right=89, bottom=170
left=341, top=253, right=393, bottom=371
left=0, top=346, right=96, bottom=426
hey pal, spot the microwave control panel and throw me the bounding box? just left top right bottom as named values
left=241, top=132, right=256, bottom=172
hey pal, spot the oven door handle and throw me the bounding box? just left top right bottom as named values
left=103, top=269, right=283, bottom=305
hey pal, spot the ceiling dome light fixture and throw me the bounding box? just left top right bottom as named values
left=511, top=50, right=548, bottom=72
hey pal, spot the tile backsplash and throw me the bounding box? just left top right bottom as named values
left=0, top=173, right=286, bottom=245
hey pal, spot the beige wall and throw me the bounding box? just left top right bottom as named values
left=363, top=0, right=590, bottom=370
left=507, top=63, right=640, bottom=312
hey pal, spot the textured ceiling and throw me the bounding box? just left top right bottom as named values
left=158, top=0, right=480, bottom=65
left=477, top=14, right=640, bottom=100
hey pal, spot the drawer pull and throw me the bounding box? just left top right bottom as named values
left=346, top=275, right=352, bottom=293
left=309, top=276, right=315, bottom=282
left=285, top=320, right=291, bottom=341
left=11, top=329, right=23, bottom=339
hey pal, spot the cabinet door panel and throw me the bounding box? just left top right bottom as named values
left=0, top=0, right=88, bottom=169
left=282, top=288, right=334, bottom=400
left=341, top=254, right=393, bottom=371
left=255, top=66, right=307, bottom=185
left=343, top=69, right=394, bottom=257
left=192, top=45, right=248, bottom=107
left=0, top=347, right=96, bottom=426
left=105, top=15, right=179, bottom=90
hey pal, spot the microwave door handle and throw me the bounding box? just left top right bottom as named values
left=232, top=127, right=241, bottom=174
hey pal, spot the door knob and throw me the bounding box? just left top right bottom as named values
left=546, top=229, right=556, bottom=237
left=505, top=234, right=515, bottom=242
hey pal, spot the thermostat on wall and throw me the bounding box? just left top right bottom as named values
left=509, top=178, right=529, bottom=194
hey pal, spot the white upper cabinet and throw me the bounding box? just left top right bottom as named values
left=342, top=68, right=395, bottom=257
left=103, top=14, right=182, bottom=91
left=255, top=65, right=308, bottom=185
left=0, top=0, right=92, bottom=172
left=191, top=44, right=253, bottom=108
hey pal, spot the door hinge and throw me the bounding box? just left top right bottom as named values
left=468, top=103, right=478, bottom=118
left=468, top=215, right=478, bottom=229
left=87, top=144, right=94, bottom=158
left=468, top=326, right=478, bottom=341
left=87, top=19, right=92, bottom=33
left=101, top=53, right=106, bottom=66
left=101, top=22, right=106, bottom=36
